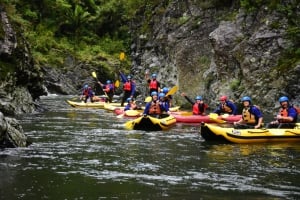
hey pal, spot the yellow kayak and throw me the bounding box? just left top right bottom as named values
left=201, top=123, right=300, bottom=143
left=66, top=100, right=105, bottom=108
left=124, top=114, right=176, bottom=131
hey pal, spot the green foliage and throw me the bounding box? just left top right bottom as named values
left=229, top=79, right=241, bottom=91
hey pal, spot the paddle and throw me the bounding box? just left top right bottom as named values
left=144, top=96, right=152, bottom=103
left=209, top=113, right=227, bottom=123
left=117, top=110, right=141, bottom=118
left=165, top=85, right=178, bottom=96
left=114, top=80, right=120, bottom=88
left=92, top=71, right=109, bottom=98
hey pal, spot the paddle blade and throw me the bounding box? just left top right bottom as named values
left=114, top=80, right=120, bottom=88
left=92, top=71, right=97, bottom=78
left=119, top=52, right=125, bottom=61
left=166, top=85, right=178, bottom=96
left=144, top=96, right=152, bottom=103
left=209, top=113, right=226, bottom=123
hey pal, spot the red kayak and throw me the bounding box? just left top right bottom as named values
left=171, top=112, right=242, bottom=123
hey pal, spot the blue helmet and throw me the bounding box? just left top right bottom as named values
left=151, top=73, right=157, bottom=78
left=162, top=87, right=169, bottom=94
left=195, top=96, right=203, bottom=100
left=127, top=98, right=132, bottom=102
left=127, top=75, right=132, bottom=79
left=159, top=92, right=165, bottom=98
left=151, top=91, right=158, bottom=96
left=84, top=84, right=88, bottom=89
left=241, top=96, right=251, bottom=103
left=106, top=80, right=111, bottom=84
left=279, top=96, right=289, bottom=103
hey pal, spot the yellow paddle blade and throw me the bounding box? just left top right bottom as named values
left=114, top=80, right=120, bottom=88
left=144, top=96, right=152, bottom=103
left=166, top=85, right=178, bottom=96
left=119, top=52, right=125, bottom=61
left=180, top=111, right=193, bottom=116
left=92, top=71, right=97, bottom=78
left=209, top=113, right=226, bottom=123
left=125, top=110, right=141, bottom=117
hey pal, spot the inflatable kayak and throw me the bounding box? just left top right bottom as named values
left=172, top=112, right=242, bottom=123
left=115, top=106, right=181, bottom=118
left=66, top=100, right=106, bottom=108
left=200, top=123, right=300, bottom=143
left=124, top=114, right=176, bottom=131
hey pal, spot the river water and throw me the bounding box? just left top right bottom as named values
left=0, top=95, right=300, bottom=199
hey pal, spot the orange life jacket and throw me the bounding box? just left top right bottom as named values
left=149, top=101, right=161, bottom=115
left=242, top=107, right=256, bottom=124
left=279, top=108, right=290, bottom=123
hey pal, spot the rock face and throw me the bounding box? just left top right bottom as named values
left=129, top=0, right=300, bottom=113
left=0, top=6, right=46, bottom=147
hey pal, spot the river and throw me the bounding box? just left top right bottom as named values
left=0, top=95, right=299, bottom=199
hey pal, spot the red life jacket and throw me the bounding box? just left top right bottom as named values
left=83, top=89, right=89, bottom=96
left=193, top=103, right=207, bottom=115
left=123, top=81, right=131, bottom=91
left=149, top=80, right=158, bottom=90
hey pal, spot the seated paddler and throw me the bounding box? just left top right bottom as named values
left=142, top=91, right=170, bottom=117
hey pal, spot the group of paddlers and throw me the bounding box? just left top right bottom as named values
left=81, top=71, right=299, bottom=129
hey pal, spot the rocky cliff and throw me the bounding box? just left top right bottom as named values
left=0, top=6, right=46, bottom=147
left=129, top=0, right=300, bottom=113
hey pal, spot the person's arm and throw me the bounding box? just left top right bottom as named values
left=181, top=93, right=194, bottom=105
left=130, top=82, right=136, bottom=97
left=252, top=107, right=263, bottom=128
left=119, top=71, right=127, bottom=83
left=277, top=108, right=297, bottom=122
left=143, top=103, right=151, bottom=115
left=255, top=117, right=263, bottom=129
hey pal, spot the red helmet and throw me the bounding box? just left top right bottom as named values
left=219, top=96, right=227, bottom=101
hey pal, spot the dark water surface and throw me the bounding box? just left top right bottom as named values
left=0, top=95, right=299, bottom=199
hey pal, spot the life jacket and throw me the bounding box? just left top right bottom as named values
left=149, top=80, right=158, bottom=90
left=104, top=83, right=114, bottom=93
left=83, top=88, right=89, bottom=96
left=123, top=81, right=131, bottom=91
left=242, top=106, right=256, bottom=124
left=193, top=103, right=207, bottom=115
left=279, top=106, right=298, bottom=123
left=221, top=102, right=232, bottom=113
left=149, top=101, right=161, bottom=115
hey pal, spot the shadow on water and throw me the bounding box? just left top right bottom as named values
left=0, top=95, right=299, bottom=199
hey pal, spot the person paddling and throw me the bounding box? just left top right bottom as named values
left=143, top=91, right=170, bottom=117
left=119, top=71, right=136, bottom=106
left=80, top=84, right=94, bottom=103
left=181, top=93, right=209, bottom=115
left=213, top=95, right=237, bottom=115
left=98, top=80, right=114, bottom=103
left=145, top=72, right=161, bottom=95
left=267, top=96, right=298, bottom=128
left=234, top=96, right=263, bottom=129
